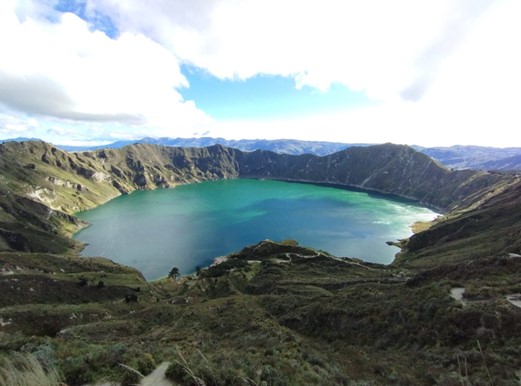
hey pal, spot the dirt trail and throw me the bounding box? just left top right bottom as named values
left=91, top=362, right=173, bottom=386
left=450, top=287, right=465, bottom=305
left=141, top=362, right=173, bottom=386
left=506, top=294, right=521, bottom=309
left=285, top=252, right=377, bottom=271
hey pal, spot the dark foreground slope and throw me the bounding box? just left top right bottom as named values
left=0, top=140, right=520, bottom=385
left=1, top=239, right=520, bottom=385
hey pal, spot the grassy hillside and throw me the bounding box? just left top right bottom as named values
left=1, top=240, right=520, bottom=385
left=398, top=178, right=521, bottom=267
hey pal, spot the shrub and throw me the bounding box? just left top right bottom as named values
left=61, top=355, right=93, bottom=385
left=125, top=293, right=138, bottom=303
left=120, top=368, right=141, bottom=386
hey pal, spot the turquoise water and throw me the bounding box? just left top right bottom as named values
left=74, top=179, right=437, bottom=280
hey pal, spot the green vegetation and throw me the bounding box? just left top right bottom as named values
left=0, top=140, right=520, bottom=384
left=398, top=178, right=521, bottom=268
left=0, top=353, right=63, bottom=386
left=168, top=267, right=180, bottom=280
left=1, top=240, right=519, bottom=384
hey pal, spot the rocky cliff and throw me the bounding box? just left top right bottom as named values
left=2, top=141, right=514, bottom=210
left=234, top=143, right=514, bottom=211
left=0, top=140, right=518, bottom=256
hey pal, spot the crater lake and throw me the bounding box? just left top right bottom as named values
left=74, top=179, right=437, bottom=280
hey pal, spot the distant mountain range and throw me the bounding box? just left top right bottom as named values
left=2, top=136, right=521, bottom=171
left=54, top=137, right=356, bottom=156
left=414, top=145, right=521, bottom=171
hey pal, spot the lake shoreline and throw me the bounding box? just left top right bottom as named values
left=74, top=179, right=437, bottom=280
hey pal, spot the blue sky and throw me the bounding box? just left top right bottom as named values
left=54, top=0, right=117, bottom=38
left=180, top=67, right=372, bottom=121
left=0, top=0, right=520, bottom=147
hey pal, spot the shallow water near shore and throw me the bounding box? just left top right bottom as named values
left=74, top=179, right=437, bottom=280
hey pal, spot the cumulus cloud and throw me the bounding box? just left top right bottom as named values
left=0, top=72, right=74, bottom=117
left=82, top=0, right=521, bottom=102
left=82, top=0, right=456, bottom=97
left=0, top=0, right=211, bottom=138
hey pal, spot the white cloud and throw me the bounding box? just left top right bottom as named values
left=84, top=0, right=460, bottom=97
left=0, top=0, right=212, bottom=142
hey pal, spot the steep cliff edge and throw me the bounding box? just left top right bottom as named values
left=235, top=143, right=513, bottom=211
left=0, top=140, right=517, bottom=256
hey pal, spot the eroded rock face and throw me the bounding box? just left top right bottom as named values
left=234, top=144, right=514, bottom=211
left=90, top=171, right=111, bottom=182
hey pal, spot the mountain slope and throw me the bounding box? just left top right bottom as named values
left=1, top=141, right=514, bottom=217
left=7, top=136, right=521, bottom=170
left=479, top=153, right=521, bottom=171
left=57, top=137, right=521, bottom=171
left=233, top=143, right=515, bottom=211
left=398, top=177, right=521, bottom=267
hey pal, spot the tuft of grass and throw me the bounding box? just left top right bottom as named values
left=0, top=353, right=63, bottom=386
